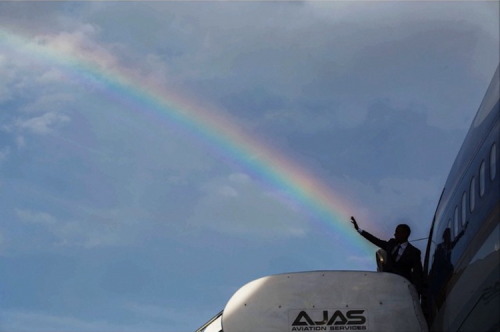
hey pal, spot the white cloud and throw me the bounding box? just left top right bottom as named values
left=15, top=111, right=70, bottom=135
left=123, top=301, right=194, bottom=323
left=21, top=93, right=75, bottom=114
left=30, top=23, right=176, bottom=95
left=0, top=147, right=10, bottom=164
left=15, top=208, right=140, bottom=249
left=0, top=230, right=5, bottom=254
left=161, top=1, right=498, bottom=132
left=16, top=135, right=26, bottom=149
left=16, top=209, right=57, bottom=226
left=189, top=173, right=309, bottom=239
left=34, top=24, right=118, bottom=72
left=0, top=54, right=13, bottom=103
left=0, top=309, right=168, bottom=332
left=228, top=172, right=251, bottom=184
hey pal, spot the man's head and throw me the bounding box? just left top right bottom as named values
left=394, top=224, right=411, bottom=243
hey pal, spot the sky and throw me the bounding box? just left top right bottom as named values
left=0, top=1, right=498, bottom=331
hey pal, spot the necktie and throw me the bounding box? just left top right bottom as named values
left=391, top=245, right=400, bottom=262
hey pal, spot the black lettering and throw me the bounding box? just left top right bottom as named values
left=314, top=311, right=329, bottom=325
left=346, top=310, right=366, bottom=325
left=327, top=311, right=348, bottom=325
left=293, top=311, right=315, bottom=326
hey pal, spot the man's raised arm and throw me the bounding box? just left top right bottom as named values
left=350, top=216, right=389, bottom=249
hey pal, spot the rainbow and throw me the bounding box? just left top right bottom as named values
left=1, top=27, right=372, bottom=254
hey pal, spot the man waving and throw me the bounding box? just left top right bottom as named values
left=351, top=216, right=423, bottom=293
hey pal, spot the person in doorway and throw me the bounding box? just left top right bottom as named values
left=350, top=216, right=423, bottom=293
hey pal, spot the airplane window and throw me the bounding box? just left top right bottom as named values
left=491, top=143, right=497, bottom=181
left=454, top=206, right=459, bottom=235
left=447, top=218, right=454, bottom=239
left=470, top=177, right=476, bottom=212
left=461, top=192, right=467, bottom=227
left=479, top=161, right=486, bottom=197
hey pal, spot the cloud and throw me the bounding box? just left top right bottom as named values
left=157, top=1, right=498, bottom=132
left=123, top=301, right=195, bottom=325
left=0, top=3, right=497, bottom=332
left=15, top=208, right=139, bottom=249
left=188, top=173, right=309, bottom=239
left=15, top=111, right=70, bottom=135
left=2, top=1, right=493, bottom=245
left=0, top=147, right=10, bottom=164
left=0, top=309, right=170, bottom=332
left=0, top=230, right=5, bottom=254
left=3, top=1, right=497, bottom=147
left=16, top=209, right=58, bottom=226
left=31, top=23, right=119, bottom=72
left=21, top=92, right=75, bottom=114
left=0, top=54, right=14, bottom=103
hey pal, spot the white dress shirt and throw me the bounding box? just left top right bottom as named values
left=392, top=242, right=408, bottom=262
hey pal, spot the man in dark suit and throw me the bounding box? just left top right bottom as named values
left=350, top=216, right=423, bottom=293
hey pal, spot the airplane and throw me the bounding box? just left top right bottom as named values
left=421, top=63, right=499, bottom=331
left=195, top=65, right=499, bottom=332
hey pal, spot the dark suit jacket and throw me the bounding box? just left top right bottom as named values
left=360, top=230, right=423, bottom=292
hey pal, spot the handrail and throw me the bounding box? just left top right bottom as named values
left=194, top=310, right=223, bottom=332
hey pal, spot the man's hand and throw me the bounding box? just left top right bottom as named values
left=350, top=216, right=359, bottom=231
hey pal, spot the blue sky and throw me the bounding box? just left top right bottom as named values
left=0, top=1, right=498, bottom=331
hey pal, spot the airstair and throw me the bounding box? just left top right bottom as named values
left=196, top=270, right=428, bottom=332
